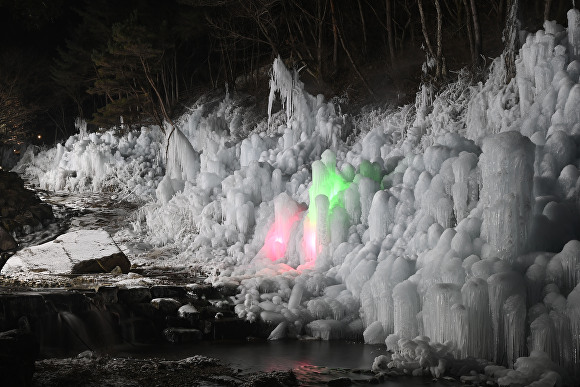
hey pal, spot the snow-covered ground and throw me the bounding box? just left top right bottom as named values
left=13, top=11, right=580, bottom=386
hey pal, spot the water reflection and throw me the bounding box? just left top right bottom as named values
left=115, top=340, right=459, bottom=386
left=146, top=340, right=388, bottom=372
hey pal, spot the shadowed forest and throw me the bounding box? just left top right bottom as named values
left=0, top=0, right=574, bottom=144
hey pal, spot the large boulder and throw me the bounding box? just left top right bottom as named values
left=1, top=229, right=130, bottom=275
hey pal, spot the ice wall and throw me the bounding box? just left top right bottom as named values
left=24, top=13, right=580, bottom=385
left=15, top=123, right=164, bottom=198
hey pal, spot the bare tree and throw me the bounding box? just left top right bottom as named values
left=357, top=0, right=368, bottom=57
left=469, top=0, right=482, bottom=67
left=386, top=0, right=396, bottom=67
left=544, top=0, right=553, bottom=20
left=503, top=0, right=520, bottom=81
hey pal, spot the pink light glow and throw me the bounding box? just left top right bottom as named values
left=303, top=218, right=317, bottom=263
left=263, top=210, right=303, bottom=261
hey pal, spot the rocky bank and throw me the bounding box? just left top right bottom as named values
left=0, top=171, right=55, bottom=266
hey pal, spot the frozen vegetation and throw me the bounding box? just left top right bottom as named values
left=15, top=11, right=580, bottom=386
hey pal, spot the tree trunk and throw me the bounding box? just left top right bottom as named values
left=317, top=0, right=326, bottom=80
left=462, top=0, right=476, bottom=66
left=358, top=0, right=367, bottom=57
left=544, top=0, right=553, bottom=20
left=469, top=0, right=482, bottom=67
left=418, top=0, right=435, bottom=61
left=503, top=0, right=520, bottom=81
left=386, top=0, right=396, bottom=67
left=335, top=19, right=376, bottom=100
left=330, top=0, right=339, bottom=75
left=434, top=0, right=445, bottom=78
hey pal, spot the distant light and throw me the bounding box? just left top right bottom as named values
left=37, top=134, right=42, bottom=139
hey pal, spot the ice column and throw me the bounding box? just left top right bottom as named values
left=359, top=177, right=379, bottom=226
left=567, top=284, right=580, bottom=376
left=316, top=194, right=330, bottom=246
left=549, top=310, right=572, bottom=368
left=503, top=294, right=526, bottom=367
left=556, top=240, right=580, bottom=295
left=392, top=280, right=420, bottom=339
left=487, top=271, right=526, bottom=366
left=423, top=283, right=462, bottom=345
left=568, top=9, right=580, bottom=60
left=368, top=191, right=391, bottom=241
left=529, top=314, right=557, bottom=362
left=461, top=278, right=493, bottom=360
left=480, top=132, right=534, bottom=260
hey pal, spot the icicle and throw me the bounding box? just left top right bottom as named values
left=392, top=280, right=420, bottom=340
left=566, top=284, right=580, bottom=377
left=555, top=240, right=580, bottom=295
left=488, top=271, right=526, bottom=366
left=423, top=283, right=462, bottom=346
left=568, top=9, right=580, bottom=60
left=359, top=177, right=379, bottom=226
left=503, top=295, right=526, bottom=368
left=480, top=132, right=534, bottom=260
left=307, top=319, right=345, bottom=340
left=529, top=314, right=556, bottom=363
left=549, top=310, right=572, bottom=368
left=462, top=278, right=493, bottom=360
left=451, top=303, right=468, bottom=358
left=368, top=190, right=391, bottom=241
left=287, top=283, right=304, bottom=310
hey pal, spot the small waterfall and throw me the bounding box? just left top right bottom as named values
left=57, top=310, right=93, bottom=352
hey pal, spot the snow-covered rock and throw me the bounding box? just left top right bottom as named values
left=1, top=229, right=129, bottom=275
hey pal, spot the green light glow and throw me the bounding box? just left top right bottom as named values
left=308, top=166, right=350, bottom=221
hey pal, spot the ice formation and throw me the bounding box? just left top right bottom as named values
left=15, top=11, right=580, bottom=385
left=16, top=120, right=164, bottom=197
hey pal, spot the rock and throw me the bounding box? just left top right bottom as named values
left=72, top=252, right=131, bottom=274
left=97, top=286, right=118, bottom=304
left=0, top=226, right=17, bottom=251
left=0, top=171, right=55, bottom=238
left=121, top=317, right=156, bottom=344
left=327, top=377, right=352, bottom=386
left=243, top=370, right=298, bottom=386
left=165, top=316, right=191, bottom=328
left=129, top=302, right=158, bottom=318
left=186, top=283, right=220, bottom=299
left=151, top=298, right=181, bottom=314
left=117, top=287, right=152, bottom=304
left=28, top=203, right=54, bottom=223
left=150, top=285, right=187, bottom=299
left=1, top=229, right=130, bottom=275
left=178, top=304, right=200, bottom=320
left=163, top=328, right=203, bottom=344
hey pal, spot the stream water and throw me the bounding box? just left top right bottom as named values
left=112, top=340, right=460, bottom=386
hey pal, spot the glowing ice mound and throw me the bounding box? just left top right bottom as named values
left=258, top=193, right=305, bottom=262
